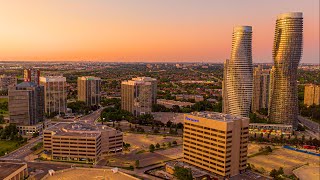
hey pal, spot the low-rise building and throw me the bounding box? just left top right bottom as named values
left=43, top=122, right=123, bottom=163
left=0, top=162, right=28, bottom=180
left=0, top=74, right=17, bottom=92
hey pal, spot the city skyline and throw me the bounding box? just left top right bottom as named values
left=0, top=0, right=319, bottom=63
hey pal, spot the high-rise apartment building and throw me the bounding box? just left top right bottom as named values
left=304, top=84, right=320, bottom=106
left=131, top=77, right=157, bottom=104
left=183, top=112, right=249, bottom=178
left=8, top=82, right=44, bottom=126
left=222, top=59, right=229, bottom=114
left=268, top=66, right=275, bottom=115
left=77, top=76, right=101, bottom=106
left=269, top=12, right=303, bottom=128
left=121, top=77, right=156, bottom=116
left=40, top=76, right=67, bottom=115
left=252, top=66, right=270, bottom=112
left=0, top=74, right=17, bottom=92
left=24, top=69, right=40, bottom=85
left=223, top=26, right=253, bottom=117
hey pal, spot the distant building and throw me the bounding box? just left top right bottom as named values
left=269, top=12, right=303, bottom=129
left=8, top=82, right=44, bottom=126
left=24, top=69, right=40, bottom=84
left=43, top=122, right=123, bottom=163
left=0, top=162, right=28, bottom=180
left=304, top=84, right=320, bottom=106
left=77, top=76, right=101, bottom=106
left=131, top=77, right=157, bottom=104
left=40, top=76, right=67, bottom=115
left=121, top=77, right=157, bottom=116
left=183, top=112, right=249, bottom=178
left=268, top=66, right=275, bottom=115
left=252, top=66, right=270, bottom=112
left=223, top=26, right=253, bottom=117
left=0, top=74, right=17, bottom=92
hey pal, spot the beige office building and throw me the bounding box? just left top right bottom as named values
left=0, top=162, right=28, bottom=180
left=183, top=112, right=249, bottom=178
left=43, top=122, right=123, bottom=163
left=77, top=76, right=101, bottom=106
left=0, top=74, right=17, bottom=92
left=40, top=76, right=67, bottom=115
left=121, top=77, right=156, bottom=116
left=304, top=84, right=320, bottom=106
left=252, top=66, right=270, bottom=112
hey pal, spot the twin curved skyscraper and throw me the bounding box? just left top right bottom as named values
left=223, top=26, right=253, bottom=117
left=223, top=12, right=303, bottom=128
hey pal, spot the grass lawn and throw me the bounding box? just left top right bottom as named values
left=0, top=140, right=21, bottom=156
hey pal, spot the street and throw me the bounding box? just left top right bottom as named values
left=298, top=116, right=320, bottom=138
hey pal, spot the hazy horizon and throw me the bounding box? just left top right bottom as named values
left=0, top=0, right=319, bottom=63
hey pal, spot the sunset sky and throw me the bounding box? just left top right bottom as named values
left=0, top=0, right=319, bottom=63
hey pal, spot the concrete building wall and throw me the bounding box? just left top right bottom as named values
left=40, top=76, right=67, bottom=115
left=77, top=76, right=101, bottom=106
left=252, top=66, right=270, bottom=112
left=182, top=112, right=249, bottom=178
left=304, top=84, right=320, bottom=106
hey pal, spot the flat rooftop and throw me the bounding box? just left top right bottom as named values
left=188, top=111, right=246, bottom=122
left=45, top=168, right=139, bottom=180
left=0, top=162, right=27, bottom=179
left=45, top=122, right=100, bottom=137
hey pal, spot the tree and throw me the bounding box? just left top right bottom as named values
left=277, top=167, right=284, bottom=175
left=0, top=115, right=4, bottom=124
left=173, top=166, right=193, bottom=180
left=168, top=142, right=172, bottom=147
left=270, top=169, right=278, bottom=178
left=149, top=144, right=155, bottom=152
left=172, top=141, right=177, bottom=146
left=135, top=160, right=140, bottom=167
left=162, top=142, right=166, bottom=148
left=156, top=143, right=160, bottom=149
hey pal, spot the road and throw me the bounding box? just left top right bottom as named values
left=0, top=136, right=42, bottom=161
left=298, top=116, right=319, bottom=136
left=78, top=107, right=105, bottom=124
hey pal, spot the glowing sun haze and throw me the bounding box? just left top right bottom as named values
left=0, top=0, right=319, bottom=63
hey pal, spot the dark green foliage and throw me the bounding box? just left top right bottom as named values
left=173, top=166, right=193, bottom=180
left=149, top=144, right=155, bottom=152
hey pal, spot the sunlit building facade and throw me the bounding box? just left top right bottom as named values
left=77, top=76, right=101, bottom=106
left=223, top=26, right=253, bottom=117
left=269, top=12, right=303, bottom=128
left=121, top=77, right=156, bottom=116
left=183, top=112, right=249, bottom=178
left=24, top=69, right=40, bottom=85
left=40, top=76, right=67, bottom=116
left=304, top=84, right=320, bottom=106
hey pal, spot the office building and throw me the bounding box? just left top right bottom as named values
left=223, top=26, right=253, bottom=117
left=0, top=162, right=28, bottom=180
left=304, top=84, right=320, bottom=106
left=24, top=69, right=40, bottom=84
left=8, top=82, right=45, bottom=126
left=43, top=122, right=123, bottom=163
left=269, top=12, right=303, bottom=128
left=132, top=77, right=157, bottom=104
left=252, top=66, right=270, bottom=112
left=121, top=77, right=156, bottom=116
left=183, top=112, right=249, bottom=178
left=77, top=76, right=101, bottom=106
left=40, top=76, right=67, bottom=115
left=0, top=74, right=17, bottom=92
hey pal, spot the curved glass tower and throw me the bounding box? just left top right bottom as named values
left=224, top=26, right=253, bottom=117
left=269, top=12, right=303, bottom=128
